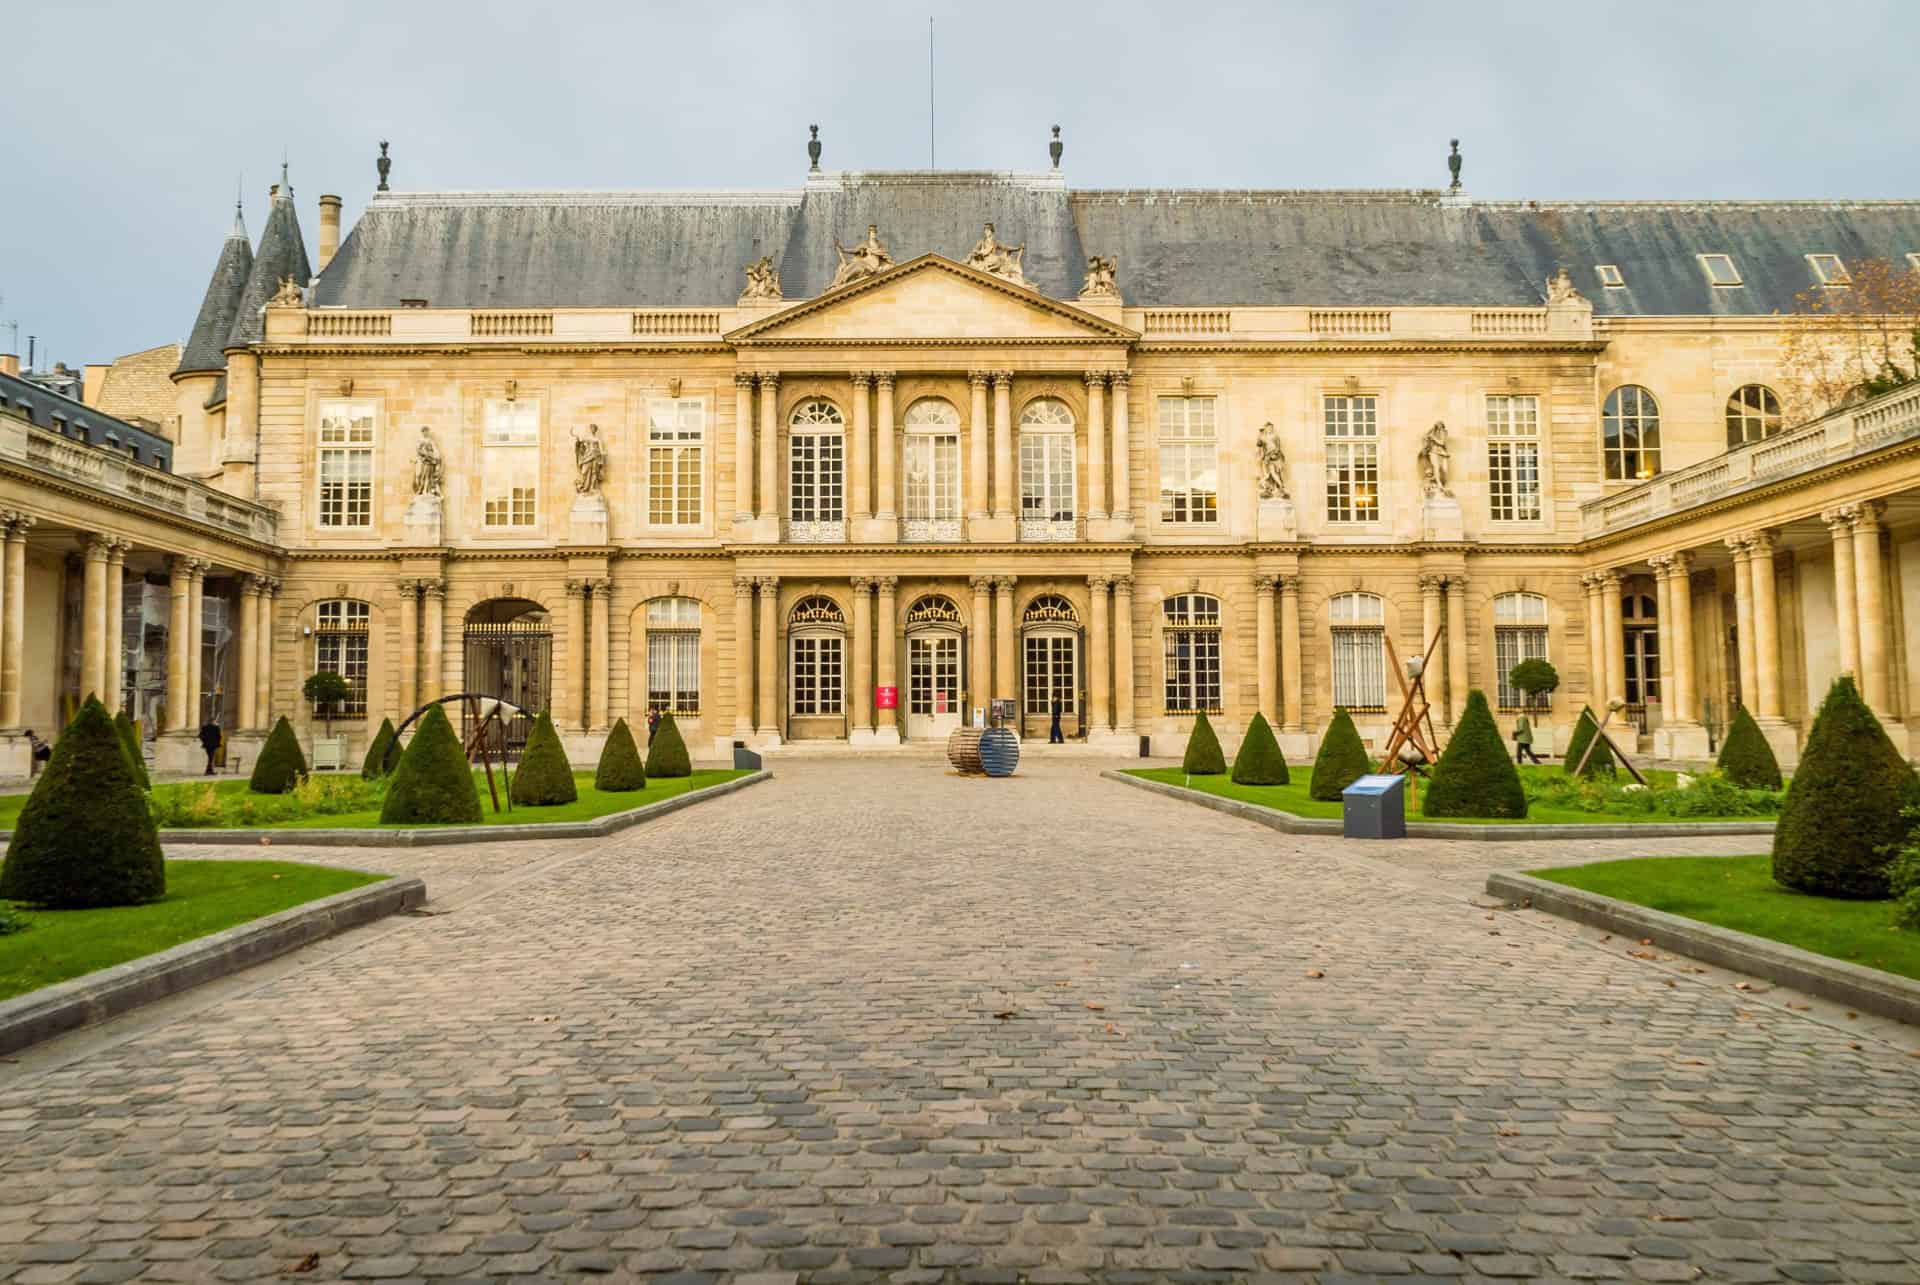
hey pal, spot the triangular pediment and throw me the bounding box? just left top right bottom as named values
left=727, top=255, right=1136, bottom=344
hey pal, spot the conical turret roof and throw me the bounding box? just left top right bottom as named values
left=225, top=185, right=312, bottom=350
left=173, top=204, right=253, bottom=377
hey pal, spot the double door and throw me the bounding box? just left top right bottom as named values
left=1023, top=632, right=1080, bottom=739
left=907, top=632, right=961, bottom=740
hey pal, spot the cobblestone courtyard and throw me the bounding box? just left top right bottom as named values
left=3, top=759, right=1918, bottom=1283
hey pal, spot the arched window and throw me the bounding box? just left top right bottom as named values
left=645, top=598, right=701, bottom=715
left=1725, top=385, right=1782, bottom=447
left=1329, top=592, right=1385, bottom=712
left=788, top=596, right=844, bottom=717
left=1493, top=592, right=1550, bottom=710
left=1602, top=386, right=1662, bottom=480
left=788, top=400, right=844, bottom=534
left=903, top=400, right=961, bottom=540
left=1162, top=594, right=1222, bottom=715
left=314, top=600, right=371, bottom=718
left=1019, top=399, right=1076, bottom=538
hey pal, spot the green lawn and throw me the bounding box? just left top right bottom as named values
left=1127, top=766, right=1770, bottom=826
left=1532, top=854, right=1920, bottom=981
left=0, top=860, right=386, bottom=1000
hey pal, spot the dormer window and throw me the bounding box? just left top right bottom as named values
left=1596, top=264, right=1625, bottom=288
left=1908, top=253, right=1920, bottom=274
left=400, top=298, right=429, bottom=309
left=1699, top=254, right=1742, bottom=287
left=1807, top=254, right=1850, bottom=285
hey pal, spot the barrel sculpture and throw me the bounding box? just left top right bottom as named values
left=946, top=728, right=984, bottom=774
left=948, top=727, right=1020, bottom=777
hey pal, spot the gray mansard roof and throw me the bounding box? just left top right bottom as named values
left=309, top=173, right=1920, bottom=316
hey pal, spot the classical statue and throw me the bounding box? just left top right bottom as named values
left=965, top=222, right=1027, bottom=285
left=268, top=275, right=304, bottom=307
left=573, top=423, right=607, bottom=496
left=1546, top=266, right=1585, bottom=305
left=1256, top=423, right=1289, bottom=500
left=1079, top=254, right=1120, bottom=301
left=829, top=224, right=894, bottom=289
left=1418, top=421, right=1453, bottom=497
left=412, top=426, right=443, bottom=497
left=739, top=254, right=782, bottom=303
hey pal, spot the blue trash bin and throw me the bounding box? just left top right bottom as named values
left=1341, top=773, right=1407, bottom=839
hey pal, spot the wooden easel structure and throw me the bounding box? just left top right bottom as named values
left=1376, top=627, right=1446, bottom=779
left=1569, top=700, right=1649, bottom=786
left=388, top=692, right=530, bottom=815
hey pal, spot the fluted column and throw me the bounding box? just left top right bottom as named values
left=733, top=578, right=755, bottom=738
left=1109, top=371, right=1131, bottom=522
left=163, top=554, right=190, bottom=733
left=397, top=579, right=419, bottom=717
left=186, top=559, right=207, bottom=724
left=237, top=576, right=261, bottom=730
left=1749, top=532, right=1784, bottom=720
left=1255, top=574, right=1278, bottom=725
left=874, top=374, right=897, bottom=522
left=257, top=578, right=277, bottom=725
left=589, top=578, right=611, bottom=731
left=756, top=575, right=779, bottom=735
left=1825, top=508, right=1860, bottom=680
left=1446, top=576, right=1468, bottom=725
left=1650, top=556, right=1675, bottom=724
left=733, top=374, right=756, bottom=524
left=420, top=579, right=446, bottom=705
left=1113, top=575, right=1136, bottom=733
left=1853, top=500, right=1890, bottom=712
left=756, top=374, right=780, bottom=525
left=1581, top=573, right=1607, bottom=710
left=104, top=540, right=129, bottom=713
left=1418, top=574, right=1444, bottom=709
left=874, top=576, right=898, bottom=734
left=850, top=577, right=874, bottom=733
left=993, top=575, right=1016, bottom=703
left=81, top=536, right=109, bottom=702
left=968, top=373, right=991, bottom=523
left=1668, top=553, right=1697, bottom=725
left=1087, top=575, right=1111, bottom=732
left=849, top=373, right=873, bottom=524
left=1279, top=576, right=1303, bottom=734
left=1601, top=571, right=1625, bottom=714
left=0, top=517, right=34, bottom=730
left=1727, top=536, right=1757, bottom=709
left=969, top=575, right=992, bottom=716
left=992, top=373, right=1014, bottom=521
left=564, top=579, right=588, bottom=731
left=1085, top=373, right=1108, bottom=521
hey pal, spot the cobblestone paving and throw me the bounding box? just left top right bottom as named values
left=3, top=759, right=1919, bottom=1283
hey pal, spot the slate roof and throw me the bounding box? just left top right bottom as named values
left=226, top=190, right=311, bottom=349
left=307, top=174, right=1920, bottom=317
left=175, top=208, right=252, bottom=376
left=0, top=371, right=174, bottom=470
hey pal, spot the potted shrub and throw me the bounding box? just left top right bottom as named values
left=302, top=671, right=352, bottom=770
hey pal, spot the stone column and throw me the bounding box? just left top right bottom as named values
left=1087, top=575, right=1111, bottom=732
left=1418, top=574, right=1444, bottom=711
left=104, top=541, right=129, bottom=713
left=0, top=517, right=29, bottom=730
left=397, top=579, right=419, bottom=718
left=849, top=373, right=872, bottom=524
left=874, top=576, right=898, bottom=739
left=756, top=374, right=779, bottom=525
left=1109, top=371, right=1131, bottom=522
left=1113, top=576, right=1136, bottom=733
left=874, top=374, right=897, bottom=523
left=237, top=575, right=260, bottom=730
left=1651, top=556, right=1675, bottom=724
left=1279, top=576, right=1303, bottom=734
left=163, top=554, right=190, bottom=733
left=1727, top=536, right=1757, bottom=710
left=1669, top=554, right=1697, bottom=724
left=993, top=575, right=1017, bottom=702
left=81, top=536, right=109, bottom=702
left=420, top=579, right=446, bottom=705
left=969, top=575, right=992, bottom=717
left=1854, top=500, right=1890, bottom=712
left=733, top=374, right=756, bottom=525
left=756, top=574, right=779, bottom=736
left=1749, top=532, right=1785, bottom=720
left=1085, top=373, right=1108, bottom=521
left=967, top=372, right=991, bottom=525
left=1255, top=575, right=1279, bottom=725
left=732, top=578, right=755, bottom=739
left=564, top=579, right=588, bottom=731
left=1601, top=571, right=1625, bottom=715
left=850, top=577, right=874, bottom=736
left=1446, top=576, right=1469, bottom=726
left=257, top=578, right=276, bottom=725
left=1825, top=508, right=1860, bottom=680
left=589, top=578, right=611, bottom=731
left=1581, top=573, right=1607, bottom=710
left=992, top=373, right=1014, bottom=521
left=186, top=559, right=207, bottom=724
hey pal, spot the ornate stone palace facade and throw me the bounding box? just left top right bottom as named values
left=5, top=153, right=1920, bottom=772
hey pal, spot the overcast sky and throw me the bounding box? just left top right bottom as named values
left=5, top=0, right=1918, bottom=367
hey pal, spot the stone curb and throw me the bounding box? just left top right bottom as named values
left=0, top=876, right=427, bottom=1056
left=0, top=770, right=771, bottom=850
left=1486, top=871, right=1920, bottom=1026
left=1102, top=770, right=1777, bottom=841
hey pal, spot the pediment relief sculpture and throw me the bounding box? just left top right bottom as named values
left=965, top=222, right=1027, bottom=287
left=1079, top=254, right=1120, bottom=302
left=829, top=225, right=895, bottom=289
left=739, top=254, right=783, bottom=304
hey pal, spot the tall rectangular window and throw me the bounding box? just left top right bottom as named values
left=313, top=599, right=370, bottom=717
left=1020, top=432, right=1075, bottom=522
left=1329, top=592, right=1385, bottom=711
left=645, top=597, right=701, bottom=714
left=1157, top=397, right=1218, bottom=523
left=1487, top=394, right=1541, bottom=522
left=316, top=400, right=375, bottom=528
left=648, top=398, right=705, bottom=525
left=1494, top=593, right=1551, bottom=711
left=789, top=432, right=844, bottom=523
left=904, top=435, right=960, bottom=519
left=482, top=399, right=539, bottom=528
left=1324, top=395, right=1379, bottom=523
left=1162, top=594, right=1222, bottom=714
left=790, top=635, right=843, bottom=715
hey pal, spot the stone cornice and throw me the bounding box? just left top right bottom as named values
left=0, top=462, right=282, bottom=561
left=1135, top=339, right=1609, bottom=356
left=257, top=344, right=735, bottom=359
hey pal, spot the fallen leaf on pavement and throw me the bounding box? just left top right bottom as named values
left=992, top=1010, right=1015, bottom=1021
left=289, top=1252, right=320, bottom=1274
left=1085, top=1002, right=1105, bottom=1011
left=1306, top=969, right=1325, bottom=979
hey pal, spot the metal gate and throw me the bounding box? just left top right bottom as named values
left=462, top=619, right=551, bottom=755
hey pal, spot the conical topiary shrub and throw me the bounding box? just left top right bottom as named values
left=511, top=711, right=578, bottom=806
left=380, top=703, right=481, bottom=825
left=249, top=716, right=308, bottom=795
left=644, top=711, right=692, bottom=778
left=1181, top=711, right=1226, bottom=775
left=113, top=708, right=151, bottom=791
left=0, top=697, right=164, bottom=908
left=361, top=717, right=398, bottom=780
left=1772, top=675, right=1920, bottom=899
left=1310, top=709, right=1371, bottom=801
left=1563, top=705, right=1616, bottom=777
left=1423, top=690, right=1528, bottom=819
left=1717, top=705, right=1783, bottom=791
left=594, top=718, right=646, bottom=792
left=1230, top=711, right=1289, bottom=786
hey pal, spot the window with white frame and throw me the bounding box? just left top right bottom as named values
left=317, top=400, right=375, bottom=527
left=1019, top=398, right=1076, bottom=527
left=1807, top=253, right=1851, bottom=285
left=1725, top=385, right=1783, bottom=448
left=1329, top=592, right=1386, bottom=711
left=481, top=399, right=539, bottom=527
left=647, top=397, right=705, bottom=525
left=313, top=599, right=370, bottom=717
left=1596, top=264, right=1625, bottom=288
left=1602, top=385, right=1662, bottom=480
left=1162, top=593, right=1222, bottom=714
left=1324, top=395, right=1380, bottom=522
left=903, top=400, right=961, bottom=531
left=1487, top=395, right=1542, bottom=522
left=788, top=399, right=844, bottom=526
left=645, top=597, right=701, bottom=714
left=1493, top=592, right=1550, bottom=711
left=788, top=595, right=845, bottom=716
left=1699, top=254, right=1742, bottom=287
left=1157, top=397, right=1218, bottom=523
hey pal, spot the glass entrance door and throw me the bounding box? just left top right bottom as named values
left=907, top=633, right=961, bottom=740
left=1023, top=633, right=1079, bottom=739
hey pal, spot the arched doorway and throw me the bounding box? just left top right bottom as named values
left=463, top=597, right=551, bottom=751
left=787, top=595, right=847, bottom=741
left=1020, top=593, right=1082, bottom=739
left=904, top=594, right=963, bottom=740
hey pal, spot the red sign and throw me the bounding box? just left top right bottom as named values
left=875, top=685, right=899, bottom=709
left=935, top=692, right=949, bottom=714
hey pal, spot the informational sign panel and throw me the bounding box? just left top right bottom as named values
left=972, top=707, right=986, bottom=729
left=875, top=685, right=899, bottom=710
left=990, top=698, right=1017, bottom=725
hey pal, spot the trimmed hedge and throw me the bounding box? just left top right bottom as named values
left=361, top=717, right=398, bottom=779
left=1422, top=689, right=1528, bottom=818
left=645, top=711, right=692, bottom=778
left=249, top=716, right=308, bottom=794
left=113, top=708, right=151, bottom=791
left=1182, top=711, right=1227, bottom=775
left=1310, top=709, right=1371, bottom=801
left=1772, top=675, right=1920, bottom=899
left=510, top=711, right=578, bottom=806
left=1230, top=712, right=1289, bottom=785
left=0, top=697, right=164, bottom=908
left=1563, top=705, right=1616, bottom=777
left=379, top=703, right=482, bottom=825
left=1716, top=706, right=1783, bottom=791
left=595, top=718, right=646, bottom=792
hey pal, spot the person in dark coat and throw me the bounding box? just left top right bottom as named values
left=1049, top=698, right=1065, bottom=744
left=197, top=719, right=222, bottom=775
left=646, top=708, right=661, bottom=744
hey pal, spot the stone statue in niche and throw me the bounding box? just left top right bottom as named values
left=829, top=225, right=894, bottom=289
left=573, top=423, right=607, bottom=496
left=412, top=427, right=443, bottom=497
left=1256, top=422, right=1289, bottom=500
left=740, top=255, right=783, bottom=303
left=1546, top=266, right=1585, bottom=305
left=1418, top=421, right=1453, bottom=497
left=1079, top=254, right=1120, bottom=301
left=965, top=222, right=1027, bottom=285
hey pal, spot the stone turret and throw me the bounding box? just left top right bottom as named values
left=219, top=179, right=312, bottom=494
left=170, top=201, right=253, bottom=478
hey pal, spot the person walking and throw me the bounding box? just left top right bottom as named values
left=198, top=718, right=223, bottom=775
left=1513, top=714, right=1544, bottom=765
left=1048, top=697, right=1064, bottom=744
left=646, top=708, right=661, bottom=745
left=25, top=729, right=49, bottom=777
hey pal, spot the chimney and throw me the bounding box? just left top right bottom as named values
left=0, top=354, right=18, bottom=378
left=318, top=194, right=342, bottom=271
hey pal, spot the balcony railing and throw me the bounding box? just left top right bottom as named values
left=1583, top=383, right=1920, bottom=537
left=901, top=517, right=964, bottom=543
left=1019, top=516, right=1082, bottom=542
left=785, top=518, right=845, bottom=544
